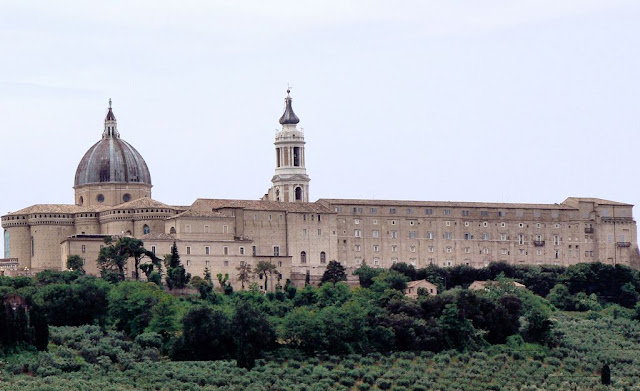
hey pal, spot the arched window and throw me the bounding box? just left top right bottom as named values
left=275, top=188, right=280, bottom=202
left=143, top=224, right=150, bottom=235
left=170, top=227, right=176, bottom=234
left=300, top=251, right=307, bottom=263
left=320, top=251, right=326, bottom=264
left=79, top=196, right=84, bottom=205
left=295, top=187, right=303, bottom=201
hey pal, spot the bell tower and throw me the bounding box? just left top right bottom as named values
left=266, top=89, right=310, bottom=202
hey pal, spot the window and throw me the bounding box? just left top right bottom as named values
left=252, top=246, right=257, bottom=256
left=97, top=194, right=104, bottom=203
left=501, top=222, right=506, bottom=228
left=186, top=246, right=191, bottom=255
left=519, top=249, right=525, bottom=255
left=391, top=220, right=397, bottom=225
left=464, top=222, right=469, bottom=227
left=552, top=211, right=560, bottom=218
left=392, top=257, right=398, bottom=264
left=537, top=249, right=542, bottom=255
left=373, top=245, right=379, bottom=252
left=391, top=230, right=398, bottom=239
left=373, top=258, right=380, bottom=266
left=446, top=246, right=452, bottom=253
left=480, top=211, right=488, bottom=217
left=464, top=233, right=471, bottom=240
left=391, top=245, right=398, bottom=252
left=518, top=234, right=524, bottom=245
left=482, top=233, right=489, bottom=241
left=354, top=219, right=360, bottom=224
left=409, top=220, right=415, bottom=226
left=428, top=246, right=435, bottom=253
left=239, top=247, right=245, bottom=255
left=483, top=248, right=490, bottom=254
left=516, top=210, right=523, bottom=217
left=370, top=208, right=377, bottom=214
left=501, top=248, right=508, bottom=255
left=206, top=260, right=210, bottom=267
left=223, top=246, right=228, bottom=255
left=410, top=245, right=416, bottom=252
left=390, top=208, right=397, bottom=214
left=444, top=232, right=452, bottom=240
left=355, top=245, right=361, bottom=252
left=205, top=246, right=210, bottom=255
left=302, top=229, right=307, bottom=236
left=427, top=231, right=434, bottom=240
left=295, top=187, right=303, bottom=201
left=407, top=208, right=414, bottom=215
left=555, top=250, right=559, bottom=259
left=223, top=225, right=229, bottom=234
left=555, top=223, right=560, bottom=229
left=273, top=246, right=280, bottom=256
left=354, top=229, right=362, bottom=237
left=143, top=224, right=150, bottom=235
left=320, top=251, right=326, bottom=263
left=536, top=223, right=541, bottom=228
left=204, top=225, right=210, bottom=233
left=355, top=257, right=362, bottom=265
left=498, top=211, right=505, bottom=217
left=533, top=211, right=541, bottom=218
left=425, top=208, right=433, bottom=215
left=373, top=230, right=379, bottom=238
left=464, top=247, right=471, bottom=253
left=300, top=251, right=307, bottom=263
left=553, top=235, right=560, bottom=245
left=462, top=210, right=470, bottom=216
left=373, top=219, right=378, bottom=225
left=409, top=231, right=417, bottom=239
left=443, top=209, right=451, bottom=215
left=501, top=233, right=507, bottom=241
left=224, top=261, right=229, bottom=267
left=151, top=245, right=156, bottom=254
left=81, top=245, right=86, bottom=253
left=186, top=260, right=191, bottom=266
left=483, top=222, right=488, bottom=227
left=318, top=229, right=322, bottom=236
left=445, top=221, right=451, bottom=226
left=185, top=224, right=191, bottom=233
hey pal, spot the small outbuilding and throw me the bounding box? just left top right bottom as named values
left=406, top=280, right=438, bottom=299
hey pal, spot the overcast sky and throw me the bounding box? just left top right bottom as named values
left=1, top=1, right=639, bottom=249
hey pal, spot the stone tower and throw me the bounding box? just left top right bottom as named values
left=267, top=90, right=310, bottom=202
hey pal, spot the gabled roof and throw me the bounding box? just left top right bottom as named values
left=112, top=197, right=177, bottom=210
left=562, top=197, right=633, bottom=207
left=193, top=199, right=333, bottom=213
left=319, top=198, right=572, bottom=210
left=168, top=210, right=230, bottom=219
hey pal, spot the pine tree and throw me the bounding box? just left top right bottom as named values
left=164, top=242, right=191, bottom=290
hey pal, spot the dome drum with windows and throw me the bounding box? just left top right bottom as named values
left=74, top=100, right=152, bottom=207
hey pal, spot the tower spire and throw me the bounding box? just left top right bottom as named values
left=279, top=88, right=300, bottom=125
left=103, top=99, right=119, bottom=138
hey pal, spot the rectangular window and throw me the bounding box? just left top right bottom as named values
left=391, top=230, right=398, bottom=239
left=501, top=233, right=507, bottom=241
left=273, top=246, right=280, bottom=256
left=410, top=245, right=416, bottom=252
left=427, top=231, right=434, bottom=240
left=425, top=208, right=433, bottom=215
left=205, top=246, right=210, bottom=255
left=151, top=245, right=156, bottom=254
left=355, top=245, right=361, bottom=252
left=464, top=247, right=471, bottom=253
left=498, top=211, right=505, bottom=217
left=428, top=246, right=435, bottom=253
left=223, top=246, right=229, bottom=255
left=224, top=261, right=229, bottom=267
left=303, top=228, right=307, bottom=236
left=407, top=208, right=414, bottom=215
left=409, top=231, right=417, bottom=239
left=372, top=219, right=378, bottom=225
left=186, top=260, right=191, bottom=266
left=443, top=209, right=451, bottom=215
left=518, top=234, right=524, bottom=245
left=81, top=245, right=86, bottom=253
left=464, top=233, right=471, bottom=240
left=390, top=208, right=397, bottom=214
left=480, top=211, right=488, bottom=217
left=373, top=230, right=379, bottom=238
left=252, top=246, right=257, bottom=256
left=482, top=233, right=489, bottom=240
left=370, top=207, right=377, bottom=214
left=354, top=219, right=360, bottom=224
left=354, top=229, right=362, bottom=237
left=553, top=235, right=560, bottom=246
left=185, top=224, right=191, bottom=233
left=205, top=260, right=210, bottom=267
left=373, top=245, right=379, bottom=252
left=533, top=211, right=541, bottom=218
left=239, top=247, right=245, bottom=255
left=223, top=225, right=229, bottom=234
left=516, top=210, right=523, bottom=217
left=204, top=225, right=210, bottom=233
left=318, top=229, right=322, bottom=235
left=186, top=246, right=191, bottom=255
left=392, top=257, right=398, bottom=264
left=501, top=248, right=508, bottom=255
left=392, top=245, right=397, bottom=252
left=444, top=232, right=452, bottom=240
left=462, top=210, right=470, bottom=216
left=445, top=221, right=451, bottom=226
left=373, top=257, right=380, bottom=266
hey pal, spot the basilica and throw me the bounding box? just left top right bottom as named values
left=2, top=92, right=638, bottom=285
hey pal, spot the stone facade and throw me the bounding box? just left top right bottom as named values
left=2, top=94, right=639, bottom=287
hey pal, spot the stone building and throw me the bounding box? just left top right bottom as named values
left=2, top=92, right=638, bottom=287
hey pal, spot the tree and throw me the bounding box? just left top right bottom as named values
left=233, top=300, right=274, bottom=369
left=108, top=281, right=168, bottom=337
left=164, top=242, right=191, bottom=290
left=321, top=260, right=347, bottom=285
left=236, top=263, right=252, bottom=290
left=255, top=261, right=278, bottom=292
left=601, top=363, right=611, bottom=385
left=66, top=255, right=86, bottom=274
left=353, top=263, right=383, bottom=288
left=97, top=236, right=151, bottom=281
left=176, top=306, right=234, bottom=361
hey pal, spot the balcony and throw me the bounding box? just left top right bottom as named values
left=617, top=242, right=631, bottom=248
left=533, top=240, right=545, bottom=247
left=584, top=227, right=594, bottom=234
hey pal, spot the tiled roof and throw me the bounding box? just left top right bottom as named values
left=169, top=210, right=230, bottom=219
left=562, top=197, right=633, bottom=207
left=318, top=198, right=573, bottom=210
left=4, top=204, right=108, bottom=216
left=193, top=199, right=333, bottom=213
left=113, top=197, right=176, bottom=210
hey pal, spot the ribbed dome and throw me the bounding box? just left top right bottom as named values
left=74, top=103, right=152, bottom=187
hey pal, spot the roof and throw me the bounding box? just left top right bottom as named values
left=562, top=197, right=633, bottom=207
left=407, top=280, right=437, bottom=289
left=469, top=280, right=526, bottom=290
left=140, top=233, right=176, bottom=241
left=112, top=197, right=176, bottom=210
left=319, top=198, right=573, bottom=210
left=4, top=204, right=108, bottom=216
left=279, top=90, right=300, bottom=125
left=169, top=210, right=230, bottom=219
left=193, top=199, right=333, bottom=213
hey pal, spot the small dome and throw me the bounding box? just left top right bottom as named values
left=74, top=102, right=152, bottom=187
left=279, top=89, right=300, bottom=125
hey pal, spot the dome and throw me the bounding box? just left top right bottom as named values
left=74, top=104, right=152, bottom=187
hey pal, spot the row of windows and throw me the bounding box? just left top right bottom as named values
left=340, top=206, right=566, bottom=218
left=183, top=260, right=285, bottom=268
left=300, top=251, right=327, bottom=264
left=349, top=219, right=567, bottom=229
left=352, top=230, right=566, bottom=242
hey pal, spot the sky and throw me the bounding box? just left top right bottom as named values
left=1, top=1, right=639, bottom=250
